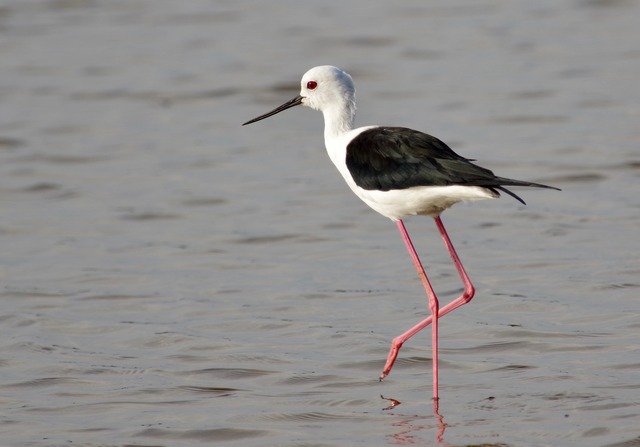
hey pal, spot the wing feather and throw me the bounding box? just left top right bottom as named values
left=345, top=127, right=558, bottom=202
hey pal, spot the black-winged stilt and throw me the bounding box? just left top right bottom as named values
left=243, top=65, right=559, bottom=401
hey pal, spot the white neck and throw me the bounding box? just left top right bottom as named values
left=322, top=100, right=356, bottom=141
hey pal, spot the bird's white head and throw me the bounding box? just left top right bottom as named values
left=243, top=65, right=357, bottom=137
left=299, top=65, right=356, bottom=113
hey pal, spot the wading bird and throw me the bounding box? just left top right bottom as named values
left=243, top=65, right=558, bottom=401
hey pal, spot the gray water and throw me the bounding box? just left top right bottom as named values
left=1, top=1, right=638, bottom=446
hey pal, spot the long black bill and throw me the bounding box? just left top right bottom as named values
left=242, top=95, right=304, bottom=126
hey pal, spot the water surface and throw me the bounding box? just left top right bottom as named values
left=0, top=1, right=638, bottom=446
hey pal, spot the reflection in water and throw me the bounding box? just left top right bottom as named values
left=382, top=395, right=449, bottom=445
left=381, top=394, right=402, bottom=411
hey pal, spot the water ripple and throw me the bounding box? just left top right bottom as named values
left=177, top=386, right=243, bottom=397
left=135, top=427, right=271, bottom=441
left=186, top=367, right=276, bottom=379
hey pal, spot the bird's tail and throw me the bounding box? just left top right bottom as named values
left=492, top=178, right=560, bottom=205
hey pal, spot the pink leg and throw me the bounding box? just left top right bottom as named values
left=393, top=219, right=440, bottom=400
left=380, top=216, right=475, bottom=388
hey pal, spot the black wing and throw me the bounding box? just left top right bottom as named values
left=345, top=126, right=558, bottom=203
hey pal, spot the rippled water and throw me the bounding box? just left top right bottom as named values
left=1, top=1, right=638, bottom=446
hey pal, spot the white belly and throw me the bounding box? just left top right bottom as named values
left=355, top=184, right=498, bottom=220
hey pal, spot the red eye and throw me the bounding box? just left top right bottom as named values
left=306, top=81, right=318, bottom=90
